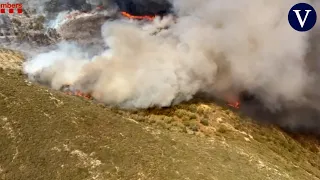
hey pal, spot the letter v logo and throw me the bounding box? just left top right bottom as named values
left=293, top=10, right=312, bottom=28
left=288, top=3, right=317, bottom=32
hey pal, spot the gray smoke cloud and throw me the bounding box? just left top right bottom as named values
left=22, top=0, right=320, bottom=133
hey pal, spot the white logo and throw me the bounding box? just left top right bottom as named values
left=292, top=10, right=312, bottom=28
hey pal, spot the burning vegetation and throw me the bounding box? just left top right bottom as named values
left=121, top=11, right=155, bottom=21
left=228, top=101, right=240, bottom=109
left=6, top=0, right=319, bottom=137
left=0, top=1, right=320, bottom=178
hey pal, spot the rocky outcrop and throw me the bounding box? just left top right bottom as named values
left=0, top=11, right=60, bottom=46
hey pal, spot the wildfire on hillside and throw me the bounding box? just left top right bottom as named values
left=62, top=85, right=92, bottom=100
left=65, top=90, right=92, bottom=99
left=63, top=85, right=240, bottom=109
left=60, top=8, right=240, bottom=108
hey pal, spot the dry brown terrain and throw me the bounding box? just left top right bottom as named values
left=0, top=48, right=319, bottom=180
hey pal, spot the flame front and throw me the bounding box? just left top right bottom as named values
left=228, top=101, right=240, bottom=109
left=65, top=88, right=241, bottom=108
left=65, top=89, right=92, bottom=100
left=121, top=11, right=155, bottom=21
left=63, top=83, right=241, bottom=108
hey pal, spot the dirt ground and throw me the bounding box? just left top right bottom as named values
left=0, top=48, right=319, bottom=180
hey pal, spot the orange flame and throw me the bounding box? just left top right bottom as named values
left=121, top=11, right=155, bottom=21
left=228, top=101, right=240, bottom=109
left=65, top=90, right=92, bottom=100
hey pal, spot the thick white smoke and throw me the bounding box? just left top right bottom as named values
left=23, top=0, right=317, bottom=110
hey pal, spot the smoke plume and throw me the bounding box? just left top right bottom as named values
left=22, top=0, right=320, bottom=133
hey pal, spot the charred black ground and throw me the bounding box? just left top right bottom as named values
left=44, top=0, right=173, bottom=16
left=114, top=0, right=172, bottom=16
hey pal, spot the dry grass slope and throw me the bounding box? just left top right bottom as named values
left=115, top=102, right=320, bottom=177
left=0, top=48, right=319, bottom=180
left=0, top=48, right=24, bottom=70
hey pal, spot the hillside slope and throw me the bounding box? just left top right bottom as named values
left=0, top=48, right=319, bottom=180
